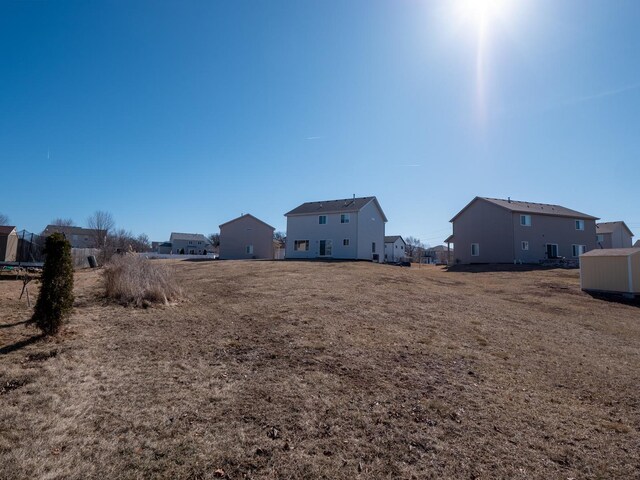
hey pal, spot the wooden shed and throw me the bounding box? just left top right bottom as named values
left=580, top=248, right=640, bottom=297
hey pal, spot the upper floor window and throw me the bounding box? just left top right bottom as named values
left=520, top=215, right=531, bottom=227
left=471, top=243, right=480, bottom=256
left=340, top=214, right=350, bottom=224
left=596, top=234, right=604, bottom=242
left=575, top=219, right=585, bottom=231
left=343, top=238, right=350, bottom=246
left=318, top=215, right=327, bottom=225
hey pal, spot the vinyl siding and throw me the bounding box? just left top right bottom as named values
left=219, top=217, right=274, bottom=259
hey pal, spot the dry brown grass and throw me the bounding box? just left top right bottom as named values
left=1, top=261, right=639, bottom=479
left=103, top=255, right=182, bottom=306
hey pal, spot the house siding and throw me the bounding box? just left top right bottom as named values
left=286, top=211, right=359, bottom=259
left=384, top=238, right=406, bottom=263
left=356, top=201, right=385, bottom=262
left=219, top=216, right=274, bottom=260
left=452, top=200, right=514, bottom=264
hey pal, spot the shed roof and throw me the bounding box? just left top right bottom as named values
left=285, top=196, right=388, bottom=222
left=0, top=226, right=16, bottom=235
left=450, top=197, right=598, bottom=222
left=581, top=248, right=640, bottom=258
left=219, top=213, right=275, bottom=231
left=596, top=221, right=634, bottom=237
left=384, top=235, right=405, bottom=244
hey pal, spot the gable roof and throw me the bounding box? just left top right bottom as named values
left=635, top=240, right=640, bottom=248
left=450, top=197, right=598, bottom=222
left=425, top=245, right=448, bottom=252
left=0, top=226, right=16, bottom=235
left=285, top=196, right=388, bottom=222
left=219, top=213, right=275, bottom=231
left=384, top=235, right=405, bottom=244
left=169, top=232, right=211, bottom=243
left=596, top=221, right=634, bottom=237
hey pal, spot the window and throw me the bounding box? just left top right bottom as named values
left=572, top=244, right=586, bottom=257
left=319, top=240, right=333, bottom=256
left=596, top=234, right=604, bottom=242
left=318, top=215, right=327, bottom=225
left=294, top=240, right=309, bottom=251
left=546, top=244, right=559, bottom=258
left=521, top=241, right=529, bottom=251
left=340, top=214, right=350, bottom=224
left=471, top=243, right=480, bottom=256
left=372, top=242, right=376, bottom=253
left=575, top=219, right=584, bottom=231
left=246, top=245, right=253, bottom=254
left=520, top=215, right=531, bottom=226
left=343, top=239, right=350, bottom=246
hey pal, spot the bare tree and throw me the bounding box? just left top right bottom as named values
left=87, top=210, right=115, bottom=255
left=51, top=218, right=75, bottom=226
left=134, top=233, right=151, bottom=252
left=405, top=236, right=425, bottom=263
left=208, top=233, right=220, bottom=248
left=273, top=231, right=286, bottom=242
left=0, top=213, right=8, bottom=225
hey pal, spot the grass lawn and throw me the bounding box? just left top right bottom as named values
left=1, top=260, right=639, bottom=479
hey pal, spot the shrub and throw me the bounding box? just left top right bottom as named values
left=104, top=255, right=182, bottom=307
left=32, top=233, right=74, bottom=335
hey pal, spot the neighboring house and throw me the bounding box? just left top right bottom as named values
left=157, top=242, right=172, bottom=254
left=424, top=245, right=450, bottom=265
left=446, top=197, right=598, bottom=264
left=169, top=232, right=212, bottom=255
left=0, top=226, right=18, bottom=262
left=42, top=225, right=105, bottom=248
left=596, top=221, right=634, bottom=249
left=285, top=196, right=387, bottom=262
left=273, top=239, right=286, bottom=260
left=219, top=214, right=275, bottom=260
left=384, top=236, right=406, bottom=263
left=636, top=240, right=640, bottom=248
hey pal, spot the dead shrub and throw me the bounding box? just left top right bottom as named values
left=103, top=255, right=182, bottom=307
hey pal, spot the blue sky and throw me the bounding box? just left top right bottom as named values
left=1, top=0, right=639, bottom=245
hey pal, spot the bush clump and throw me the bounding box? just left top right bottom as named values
left=32, top=232, right=74, bottom=335
left=104, top=255, right=181, bottom=307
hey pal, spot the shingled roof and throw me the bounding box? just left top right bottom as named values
left=384, top=235, right=405, bottom=244
left=596, top=221, right=634, bottom=236
left=451, top=197, right=598, bottom=222
left=169, top=232, right=211, bottom=243
left=0, top=226, right=16, bottom=235
left=285, top=196, right=388, bottom=221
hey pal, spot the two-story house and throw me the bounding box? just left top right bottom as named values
left=285, top=196, right=387, bottom=262
left=596, top=221, right=634, bottom=249
left=446, top=197, right=599, bottom=264
left=42, top=225, right=106, bottom=249
left=219, top=214, right=275, bottom=260
left=169, top=232, right=212, bottom=255
left=384, top=236, right=406, bottom=263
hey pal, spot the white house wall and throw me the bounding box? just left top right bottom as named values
left=356, top=200, right=385, bottom=262
left=286, top=212, right=358, bottom=259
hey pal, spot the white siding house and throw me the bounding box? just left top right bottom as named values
left=285, top=196, right=387, bottom=262
left=384, top=236, right=406, bottom=263
left=169, top=232, right=212, bottom=255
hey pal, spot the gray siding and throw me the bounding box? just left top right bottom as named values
left=356, top=201, right=385, bottom=261
left=452, top=200, right=514, bottom=264
left=219, top=216, right=274, bottom=260
left=172, top=239, right=211, bottom=254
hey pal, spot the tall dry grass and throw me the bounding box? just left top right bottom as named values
left=103, top=255, right=182, bottom=306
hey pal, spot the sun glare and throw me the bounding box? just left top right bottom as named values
left=456, top=0, right=511, bottom=25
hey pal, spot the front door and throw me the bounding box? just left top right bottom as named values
left=546, top=244, right=558, bottom=258
left=319, top=240, right=332, bottom=257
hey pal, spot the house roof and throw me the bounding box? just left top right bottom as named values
left=43, top=225, right=105, bottom=237
left=169, top=232, right=211, bottom=243
left=0, top=225, right=16, bottom=235
left=596, top=221, right=634, bottom=237
left=384, top=235, right=405, bottom=244
left=285, top=196, right=388, bottom=222
left=581, top=247, right=640, bottom=258
left=444, top=234, right=454, bottom=243
left=635, top=240, right=640, bottom=247
left=450, top=197, right=598, bottom=222
left=425, top=245, right=448, bottom=252
left=219, top=213, right=275, bottom=231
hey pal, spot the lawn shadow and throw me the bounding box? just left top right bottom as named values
left=0, top=333, right=45, bottom=355
left=445, top=264, right=568, bottom=274
left=585, top=292, right=640, bottom=308
left=0, top=319, right=30, bottom=329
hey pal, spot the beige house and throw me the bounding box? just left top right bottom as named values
left=596, top=221, right=634, bottom=249
left=580, top=248, right=640, bottom=297
left=446, top=197, right=598, bottom=264
left=0, top=226, right=18, bottom=262
left=219, top=214, right=275, bottom=260
left=169, top=233, right=212, bottom=255
left=42, top=225, right=105, bottom=248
